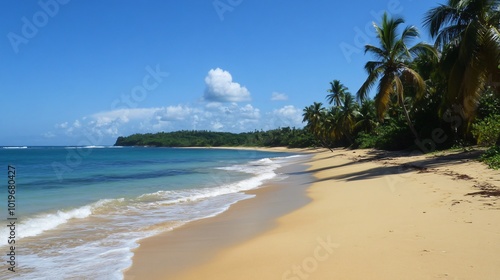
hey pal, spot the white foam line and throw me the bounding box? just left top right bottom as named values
left=0, top=198, right=122, bottom=246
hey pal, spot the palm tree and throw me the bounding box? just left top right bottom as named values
left=326, top=80, right=349, bottom=107
left=424, top=0, right=500, bottom=120
left=357, top=12, right=436, bottom=140
left=337, top=93, right=359, bottom=143
left=324, top=106, right=342, bottom=144
left=321, top=93, right=360, bottom=145
left=354, top=99, right=378, bottom=133
left=302, top=102, right=325, bottom=138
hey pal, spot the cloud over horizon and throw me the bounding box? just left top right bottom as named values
left=52, top=103, right=303, bottom=144
left=49, top=68, right=304, bottom=145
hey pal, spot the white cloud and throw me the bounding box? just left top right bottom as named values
left=57, top=122, right=68, bottom=129
left=239, top=104, right=260, bottom=119
left=91, top=108, right=157, bottom=126
left=73, top=120, right=81, bottom=128
left=211, top=121, right=224, bottom=130
left=155, top=105, right=198, bottom=121
left=55, top=108, right=159, bottom=138
left=203, top=68, right=251, bottom=102
left=205, top=102, right=223, bottom=109
left=264, top=105, right=304, bottom=129
left=273, top=105, right=301, bottom=118
left=271, top=92, right=288, bottom=101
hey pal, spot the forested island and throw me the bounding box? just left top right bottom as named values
left=114, top=127, right=316, bottom=148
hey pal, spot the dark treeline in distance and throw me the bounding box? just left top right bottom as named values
left=115, top=128, right=316, bottom=148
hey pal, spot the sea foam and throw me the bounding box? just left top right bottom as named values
left=0, top=198, right=122, bottom=245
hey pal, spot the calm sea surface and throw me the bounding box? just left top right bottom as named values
left=0, top=146, right=303, bottom=279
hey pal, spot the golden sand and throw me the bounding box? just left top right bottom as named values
left=125, top=148, right=500, bottom=280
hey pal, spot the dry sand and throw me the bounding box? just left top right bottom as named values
left=125, top=148, right=500, bottom=280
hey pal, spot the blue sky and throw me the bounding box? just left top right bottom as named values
left=1, top=0, right=443, bottom=146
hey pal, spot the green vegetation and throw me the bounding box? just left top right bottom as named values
left=424, top=0, right=500, bottom=121
left=472, top=115, right=500, bottom=146
left=301, top=2, right=500, bottom=169
left=473, top=90, right=500, bottom=146
left=115, top=128, right=316, bottom=148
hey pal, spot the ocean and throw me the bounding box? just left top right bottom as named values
left=0, top=146, right=304, bottom=279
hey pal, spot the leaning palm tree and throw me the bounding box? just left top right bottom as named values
left=326, top=80, right=349, bottom=107
left=357, top=12, right=436, bottom=140
left=424, top=0, right=500, bottom=120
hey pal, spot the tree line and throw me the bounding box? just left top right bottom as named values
left=114, top=128, right=316, bottom=148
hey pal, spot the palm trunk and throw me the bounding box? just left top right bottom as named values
left=401, top=102, right=420, bottom=141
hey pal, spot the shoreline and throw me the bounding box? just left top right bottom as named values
left=177, top=146, right=321, bottom=153
left=126, top=147, right=500, bottom=279
left=124, top=148, right=315, bottom=279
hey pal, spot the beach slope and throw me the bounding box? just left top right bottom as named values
left=129, top=149, right=500, bottom=279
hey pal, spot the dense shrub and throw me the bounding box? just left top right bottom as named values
left=353, top=121, right=413, bottom=150
left=472, top=115, right=500, bottom=146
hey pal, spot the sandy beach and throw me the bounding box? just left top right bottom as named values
left=125, top=148, right=500, bottom=280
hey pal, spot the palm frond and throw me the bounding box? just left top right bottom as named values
left=481, top=26, right=500, bottom=74
left=461, top=64, right=486, bottom=119
left=401, top=25, right=420, bottom=44
left=393, top=39, right=410, bottom=61
left=364, top=45, right=386, bottom=59
left=393, top=75, right=405, bottom=104
left=423, top=4, right=460, bottom=38
left=364, top=61, right=384, bottom=73
left=374, top=72, right=395, bottom=119
left=408, top=42, right=438, bottom=59
left=357, top=69, right=381, bottom=101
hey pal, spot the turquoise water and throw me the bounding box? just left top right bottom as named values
left=0, top=146, right=302, bottom=279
